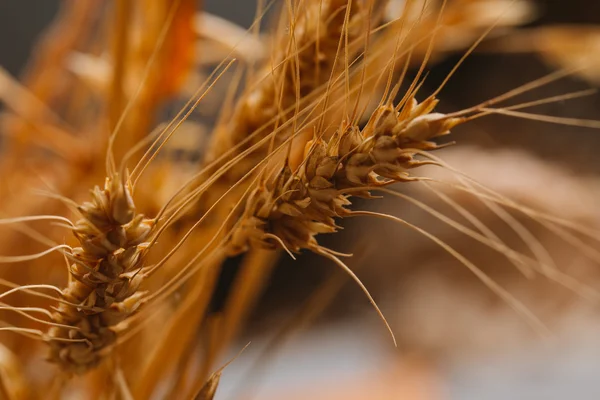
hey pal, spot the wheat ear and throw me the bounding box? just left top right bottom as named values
left=229, top=96, right=463, bottom=254
left=46, top=174, right=154, bottom=374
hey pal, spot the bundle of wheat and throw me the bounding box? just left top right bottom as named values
left=0, top=0, right=599, bottom=398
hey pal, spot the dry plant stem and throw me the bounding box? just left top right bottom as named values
left=130, top=176, right=261, bottom=395
left=128, top=161, right=267, bottom=394
left=108, top=0, right=196, bottom=167
left=132, top=247, right=223, bottom=399
left=114, top=364, right=134, bottom=400
left=0, top=343, right=29, bottom=400
left=47, top=175, right=154, bottom=374
left=109, top=0, right=132, bottom=132
left=200, top=248, right=280, bottom=380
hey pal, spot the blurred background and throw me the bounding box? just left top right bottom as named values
left=2, top=1, right=600, bottom=399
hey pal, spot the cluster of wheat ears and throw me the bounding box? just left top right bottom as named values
left=0, top=0, right=600, bottom=398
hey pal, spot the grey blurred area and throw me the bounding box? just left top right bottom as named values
left=204, top=0, right=259, bottom=28
left=0, top=1, right=59, bottom=75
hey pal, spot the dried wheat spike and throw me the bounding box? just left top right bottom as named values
left=229, top=97, right=464, bottom=254
left=204, top=0, right=373, bottom=185
left=46, top=175, right=154, bottom=374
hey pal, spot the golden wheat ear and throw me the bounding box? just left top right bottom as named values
left=41, top=174, right=155, bottom=374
